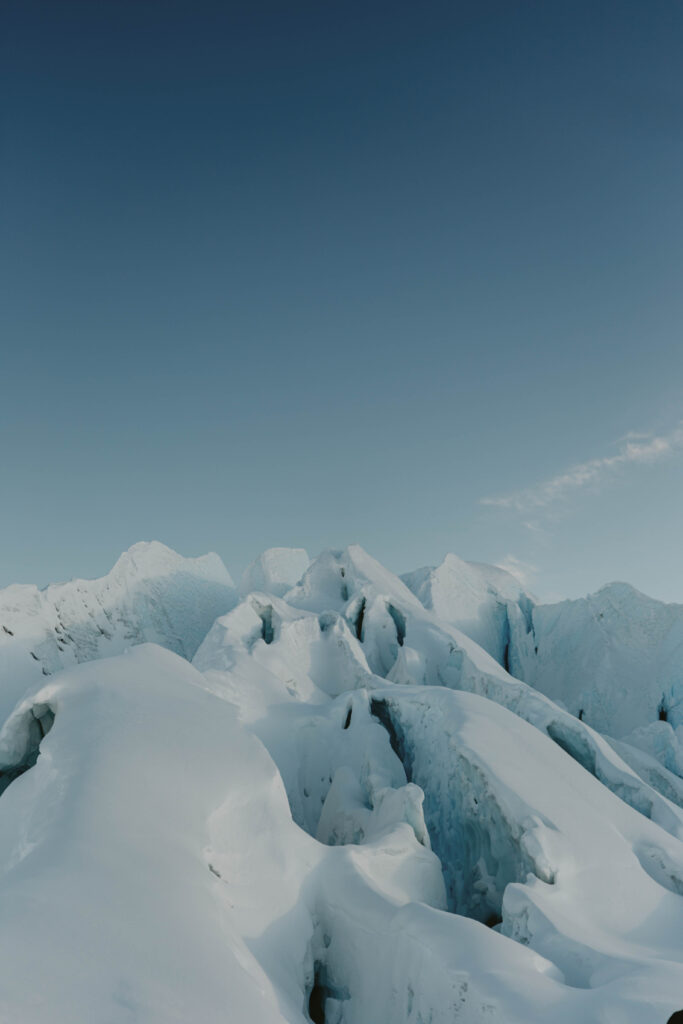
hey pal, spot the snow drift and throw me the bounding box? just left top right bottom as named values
left=0, top=541, right=682, bottom=1022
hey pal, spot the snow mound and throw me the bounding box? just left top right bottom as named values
left=0, top=541, right=683, bottom=1022
left=0, top=541, right=237, bottom=720
left=241, top=547, right=310, bottom=597
left=509, top=582, right=683, bottom=741
left=402, top=552, right=533, bottom=664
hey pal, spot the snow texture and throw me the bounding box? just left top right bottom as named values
left=240, top=547, right=311, bottom=598
left=407, top=562, right=683, bottom=782
left=402, top=552, right=533, bottom=665
left=0, top=540, right=237, bottom=721
left=507, top=583, right=683, bottom=739
left=0, top=542, right=682, bottom=1022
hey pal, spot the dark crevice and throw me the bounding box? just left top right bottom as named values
left=659, top=699, right=668, bottom=722
left=0, top=703, right=55, bottom=798
left=2, top=626, right=13, bottom=636
left=354, top=598, right=366, bottom=642
left=578, top=708, right=584, bottom=721
left=256, top=605, right=275, bottom=645
left=35, top=708, right=53, bottom=739
left=386, top=603, right=406, bottom=647
left=308, top=966, right=326, bottom=1024
left=30, top=652, right=39, bottom=661
left=370, top=698, right=412, bottom=781
left=499, top=602, right=511, bottom=672
left=370, top=698, right=539, bottom=924
left=306, top=958, right=349, bottom=1024
left=518, top=594, right=535, bottom=636
left=343, top=706, right=352, bottom=730
left=339, top=568, right=349, bottom=603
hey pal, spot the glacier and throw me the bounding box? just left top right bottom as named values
left=0, top=541, right=681, bottom=1022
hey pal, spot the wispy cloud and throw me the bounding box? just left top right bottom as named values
left=481, top=423, right=683, bottom=513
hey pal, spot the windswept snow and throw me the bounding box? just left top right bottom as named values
left=0, top=540, right=236, bottom=720
left=240, top=547, right=310, bottom=598
left=505, top=583, right=683, bottom=775
left=0, top=542, right=682, bottom=1022
left=406, top=560, right=683, bottom=782
left=402, top=552, right=533, bottom=665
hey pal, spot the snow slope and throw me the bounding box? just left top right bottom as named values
left=0, top=541, right=237, bottom=721
left=240, top=546, right=310, bottom=598
left=508, top=582, right=683, bottom=739
left=0, top=541, right=682, bottom=1022
left=402, top=552, right=533, bottom=665
left=405, top=558, right=683, bottom=781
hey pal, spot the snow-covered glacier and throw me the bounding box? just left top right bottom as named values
left=0, top=541, right=237, bottom=721
left=0, top=542, right=682, bottom=1022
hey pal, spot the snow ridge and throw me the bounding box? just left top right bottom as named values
left=0, top=542, right=682, bottom=1022
left=0, top=541, right=237, bottom=720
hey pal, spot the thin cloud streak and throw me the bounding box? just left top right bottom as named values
left=481, top=424, right=683, bottom=513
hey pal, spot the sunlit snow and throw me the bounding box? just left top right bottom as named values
left=0, top=542, right=682, bottom=1022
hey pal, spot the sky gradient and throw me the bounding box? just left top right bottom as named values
left=2, top=0, right=683, bottom=600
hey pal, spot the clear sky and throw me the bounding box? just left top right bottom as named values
left=2, top=0, right=683, bottom=601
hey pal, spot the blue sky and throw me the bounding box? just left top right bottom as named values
left=2, top=0, right=683, bottom=600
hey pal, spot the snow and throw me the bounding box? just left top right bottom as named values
left=402, top=552, right=533, bottom=664
left=507, top=581, right=683, bottom=746
left=0, top=540, right=682, bottom=1022
left=0, top=540, right=237, bottom=721
left=412, top=560, right=683, bottom=781
left=620, top=721, right=683, bottom=777
left=240, top=547, right=311, bottom=598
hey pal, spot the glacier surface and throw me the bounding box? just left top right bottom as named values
left=0, top=542, right=681, bottom=1022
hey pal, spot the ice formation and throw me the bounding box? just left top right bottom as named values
left=506, top=582, right=683, bottom=740
left=240, top=547, right=311, bottom=598
left=0, top=541, right=236, bottom=721
left=402, top=552, right=533, bottom=666
left=0, top=541, right=681, bottom=1022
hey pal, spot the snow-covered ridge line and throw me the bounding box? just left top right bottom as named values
left=401, top=551, right=534, bottom=665
left=191, top=542, right=683, bottom=1021
left=508, top=581, right=683, bottom=741
left=0, top=540, right=237, bottom=721
left=1, top=540, right=683, bottom=1021
left=405, top=552, right=683, bottom=781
